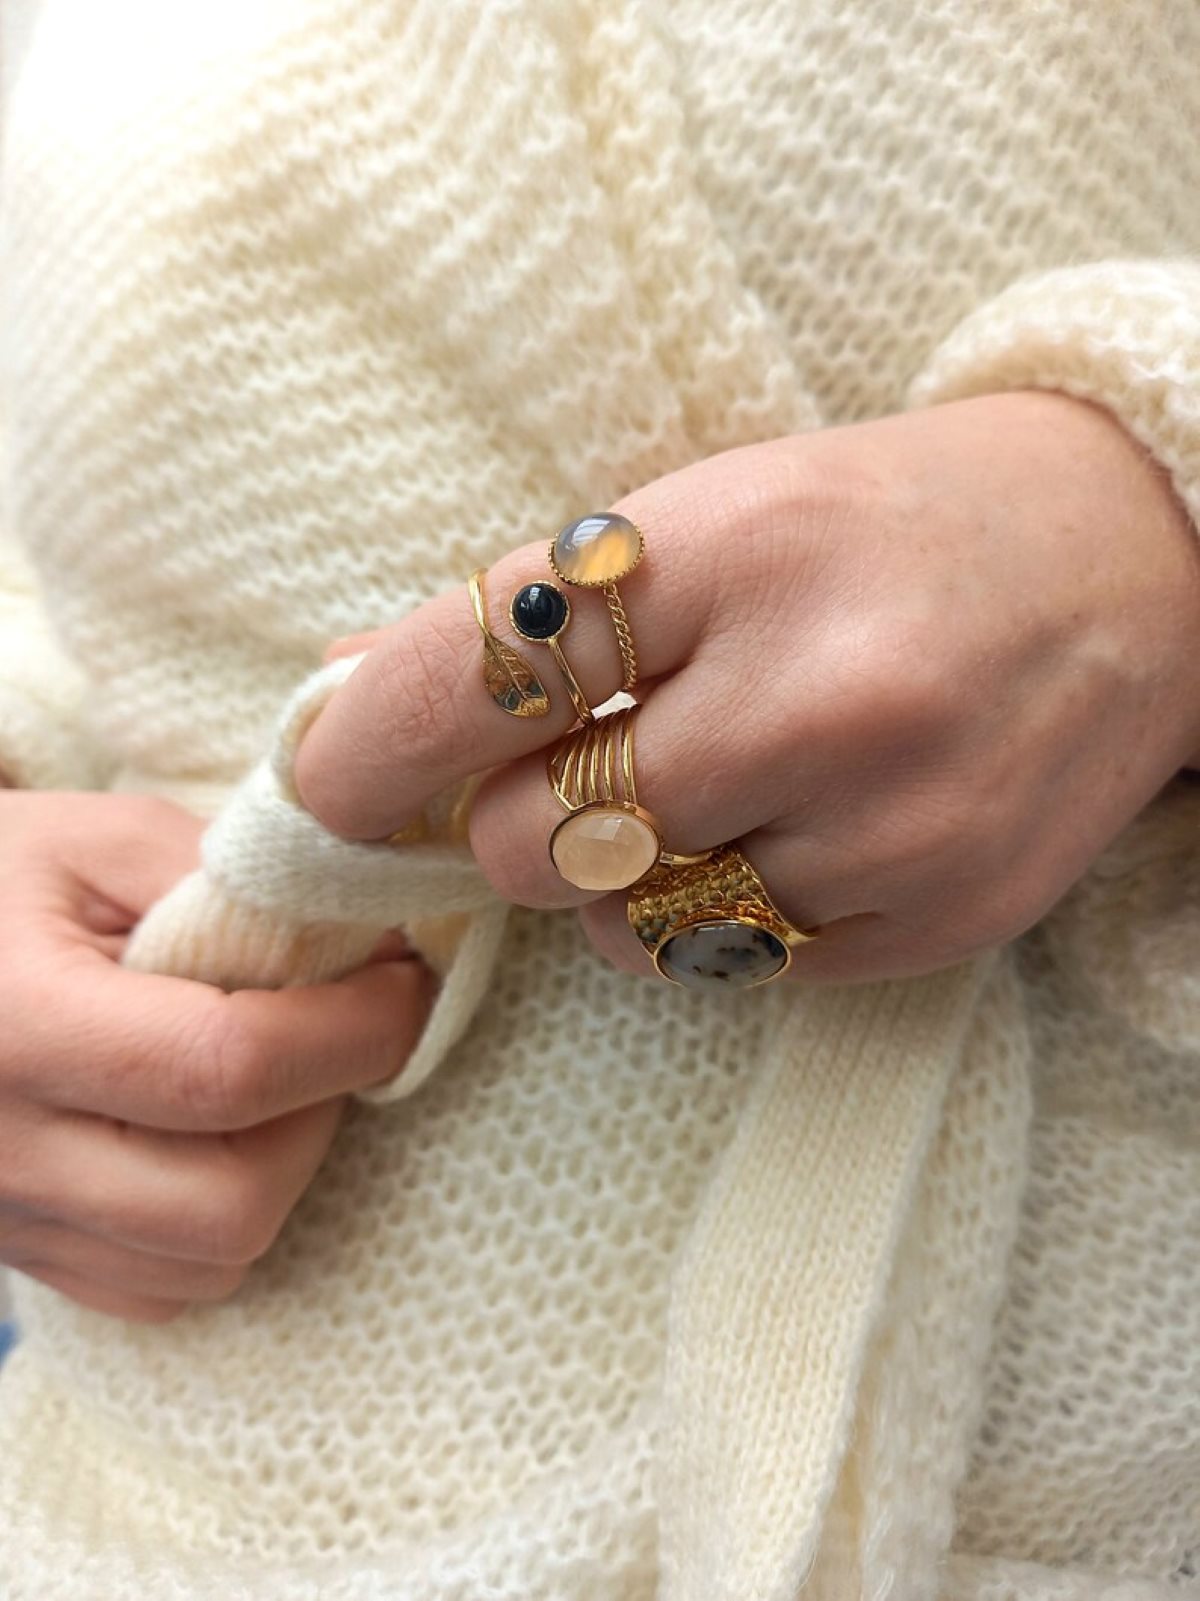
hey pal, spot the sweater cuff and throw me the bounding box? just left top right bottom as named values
left=907, top=258, right=1200, bottom=533
left=0, top=628, right=109, bottom=791
left=906, top=257, right=1200, bottom=769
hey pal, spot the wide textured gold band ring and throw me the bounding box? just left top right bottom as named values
left=547, top=702, right=663, bottom=890
left=626, top=842, right=819, bottom=990
left=549, top=512, right=644, bottom=692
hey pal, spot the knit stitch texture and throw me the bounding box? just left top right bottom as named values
left=0, top=2, right=1198, bottom=1598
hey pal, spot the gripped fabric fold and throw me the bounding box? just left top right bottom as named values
left=1, top=0, right=1199, bottom=1595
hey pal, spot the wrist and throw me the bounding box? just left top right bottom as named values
left=1024, top=389, right=1200, bottom=776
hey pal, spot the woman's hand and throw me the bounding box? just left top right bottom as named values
left=295, top=390, right=1200, bottom=985
left=0, top=792, right=434, bottom=1322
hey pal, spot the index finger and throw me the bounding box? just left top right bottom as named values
left=291, top=464, right=737, bottom=843
left=16, top=942, right=435, bottom=1132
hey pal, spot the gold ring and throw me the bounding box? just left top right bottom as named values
left=469, top=568, right=549, bottom=719
left=626, top=842, right=819, bottom=989
left=546, top=703, right=663, bottom=890
left=509, top=580, right=595, bottom=725
left=549, top=512, right=644, bottom=691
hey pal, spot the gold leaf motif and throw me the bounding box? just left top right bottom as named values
left=469, top=568, right=550, bottom=718
left=482, top=632, right=550, bottom=717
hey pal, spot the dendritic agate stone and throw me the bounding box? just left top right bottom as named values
left=656, top=919, right=789, bottom=990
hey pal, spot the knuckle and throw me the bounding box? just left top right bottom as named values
left=852, top=640, right=954, bottom=747
left=182, top=1007, right=272, bottom=1129
left=190, top=1261, right=252, bottom=1301
left=798, top=646, right=954, bottom=772
left=193, top=1176, right=280, bottom=1266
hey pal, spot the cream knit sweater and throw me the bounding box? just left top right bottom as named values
left=1, top=2, right=1198, bottom=1598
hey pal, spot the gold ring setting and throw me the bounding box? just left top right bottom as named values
left=549, top=512, right=644, bottom=691
left=509, top=580, right=596, bottom=725
left=546, top=702, right=663, bottom=891
left=470, top=513, right=818, bottom=986
left=468, top=568, right=550, bottom=719
left=473, top=509, right=646, bottom=729
left=626, top=843, right=819, bottom=990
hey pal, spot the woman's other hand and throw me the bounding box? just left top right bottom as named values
left=0, top=792, right=434, bottom=1322
left=295, top=390, right=1200, bottom=985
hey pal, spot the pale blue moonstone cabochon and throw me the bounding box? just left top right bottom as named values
left=551, top=512, right=643, bottom=586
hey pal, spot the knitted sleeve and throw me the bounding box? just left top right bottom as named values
left=0, top=5, right=105, bottom=790
left=0, top=522, right=108, bottom=789
left=906, top=258, right=1200, bottom=539
left=905, top=257, right=1200, bottom=771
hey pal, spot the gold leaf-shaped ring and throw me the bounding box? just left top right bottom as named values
left=469, top=568, right=550, bottom=718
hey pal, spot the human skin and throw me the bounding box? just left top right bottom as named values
left=0, top=793, right=435, bottom=1322
left=296, top=390, right=1200, bottom=986
left=2, top=389, right=1197, bottom=1323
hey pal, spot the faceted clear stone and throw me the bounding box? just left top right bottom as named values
left=551, top=807, right=660, bottom=890
left=553, top=512, right=642, bottom=586
left=657, top=920, right=788, bottom=990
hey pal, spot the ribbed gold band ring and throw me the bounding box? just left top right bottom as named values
left=546, top=703, right=663, bottom=890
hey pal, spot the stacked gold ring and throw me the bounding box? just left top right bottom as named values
left=508, top=580, right=595, bottom=725
left=474, top=513, right=820, bottom=988
left=548, top=512, right=644, bottom=692
left=627, top=843, right=819, bottom=990
left=546, top=703, right=663, bottom=890
left=472, top=511, right=645, bottom=728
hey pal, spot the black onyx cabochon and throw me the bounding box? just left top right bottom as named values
left=511, top=581, right=569, bottom=641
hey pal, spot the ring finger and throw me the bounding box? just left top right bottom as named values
left=466, top=660, right=814, bottom=909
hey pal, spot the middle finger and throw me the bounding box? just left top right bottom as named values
left=292, top=471, right=741, bottom=842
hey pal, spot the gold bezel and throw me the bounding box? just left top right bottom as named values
left=650, top=914, right=794, bottom=987
left=547, top=515, right=645, bottom=589
left=508, top=581, right=571, bottom=643
left=548, top=799, right=663, bottom=891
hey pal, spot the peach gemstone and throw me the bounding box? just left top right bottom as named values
left=552, top=512, right=643, bottom=586
left=550, top=807, right=660, bottom=890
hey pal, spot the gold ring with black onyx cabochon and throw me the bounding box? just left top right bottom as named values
left=508, top=579, right=596, bottom=725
